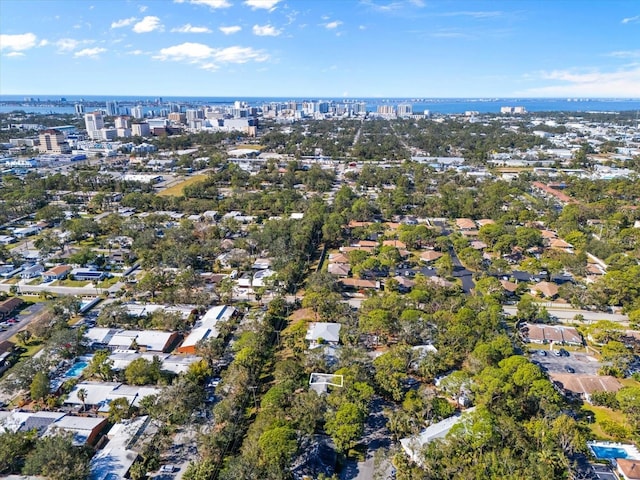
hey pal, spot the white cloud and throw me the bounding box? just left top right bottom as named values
left=220, top=25, right=242, bottom=35
left=324, top=20, right=342, bottom=29
left=156, top=42, right=215, bottom=60
left=244, top=0, right=281, bottom=10
left=523, top=66, right=640, bottom=97
left=360, top=0, right=425, bottom=13
left=38, top=39, right=49, bottom=47
left=127, top=49, right=145, bottom=55
left=214, top=45, right=268, bottom=63
left=608, top=50, right=640, bottom=58
left=621, top=15, right=640, bottom=24
left=5, top=51, right=25, bottom=57
left=0, top=33, right=38, bottom=51
left=440, top=11, right=503, bottom=18
left=55, top=38, right=81, bottom=51
left=111, top=17, right=137, bottom=29
left=252, top=24, right=282, bottom=36
left=139, top=5, right=148, bottom=12
left=133, top=16, right=163, bottom=33
left=155, top=42, right=268, bottom=71
left=172, top=23, right=212, bottom=33
left=74, top=47, right=107, bottom=58
left=174, top=0, right=232, bottom=8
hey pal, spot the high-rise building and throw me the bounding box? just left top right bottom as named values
left=74, top=103, right=85, bottom=117
left=132, top=106, right=144, bottom=119
left=168, top=112, right=186, bottom=123
left=114, top=116, right=130, bottom=129
left=105, top=101, right=118, bottom=116
left=131, top=123, right=151, bottom=137
left=351, top=102, right=367, bottom=115
left=186, top=109, right=204, bottom=121
left=377, top=105, right=396, bottom=116
left=38, top=129, right=71, bottom=153
left=84, top=111, right=104, bottom=140
left=397, top=103, right=412, bottom=117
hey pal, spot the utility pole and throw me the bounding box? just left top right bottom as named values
left=248, top=385, right=258, bottom=409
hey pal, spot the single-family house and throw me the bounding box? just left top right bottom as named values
left=455, top=218, right=476, bottom=231
left=327, top=263, right=351, bottom=277
left=328, top=253, right=350, bottom=264
left=42, top=264, right=72, bottom=282
left=12, top=226, right=41, bottom=238
left=0, top=235, right=16, bottom=245
left=617, top=459, right=640, bottom=480
left=306, top=322, right=341, bottom=348
left=339, top=278, right=379, bottom=290
left=400, top=408, right=476, bottom=466
left=420, top=250, right=443, bottom=263
left=252, top=269, right=276, bottom=288
left=177, top=305, right=236, bottom=355
left=20, top=264, right=44, bottom=279
left=71, top=268, right=107, bottom=282
left=531, top=281, right=559, bottom=298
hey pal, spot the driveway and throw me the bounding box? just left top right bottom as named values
left=449, top=247, right=475, bottom=293
left=340, top=396, right=395, bottom=480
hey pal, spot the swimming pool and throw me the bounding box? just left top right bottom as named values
left=591, top=445, right=630, bottom=459
left=589, top=441, right=640, bottom=462
left=63, top=360, right=89, bottom=378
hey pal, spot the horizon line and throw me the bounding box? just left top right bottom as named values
left=2, top=95, right=640, bottom=100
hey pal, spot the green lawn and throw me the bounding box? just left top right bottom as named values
left=582, top=405, right=631, bottom=442
left=58, top=279, right=91, bottom=287
left=96, top=277, right=119, bottom=288
left=158, top=174, right=208, bottom=197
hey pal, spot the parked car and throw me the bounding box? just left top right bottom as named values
left=564, top=365, right=575, bottom=373
left=537, top=350, right=547, bottom=356
left=160, top=465, right=177, bottom=473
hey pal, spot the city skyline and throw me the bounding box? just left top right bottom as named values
left=0, top=0, right=639, bottom=97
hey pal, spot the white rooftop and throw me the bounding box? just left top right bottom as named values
left=400, top=407, right=476, bottom=465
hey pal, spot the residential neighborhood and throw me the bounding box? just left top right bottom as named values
left=0, top=98, right=639, bottom=480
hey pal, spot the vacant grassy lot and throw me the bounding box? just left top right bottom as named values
left=158, top=174, right=208, bottom=197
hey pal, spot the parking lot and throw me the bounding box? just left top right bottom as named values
left=530, top=348, right=601, bottom=375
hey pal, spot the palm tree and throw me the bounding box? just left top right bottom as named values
left=77, top=388, right=88, bottom=412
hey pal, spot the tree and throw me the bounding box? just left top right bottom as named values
left=15, top=330, right=32, bottom=346
left=616, top=386, right=640, bottom=432
left=30, top=371, right=49, bottom=403
left=0, top=429, right=36, bottom=474
left=76, top=388, right=88, bottom=412
left=109, top=397, right=133, bottom=423
left=325, top=402, right=365, bottom=453
left=85, top=350, right=115, bottom=381
left=23, top=432, right=91, bottom=480
left=125, top=356, right=163, bottom=385
left=258, top=424, right=298, bottom=472
left=434, top=253, right=454, bottom=277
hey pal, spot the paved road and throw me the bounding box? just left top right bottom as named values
left=340, top=396, right=394, bottom=480
left=449, top=247, right=475, bottom=293
left=503, top=306, right=629, bottom=323
left=0, top=301, right=47, bottom=344
left=0, top=282, right=125, bottom=296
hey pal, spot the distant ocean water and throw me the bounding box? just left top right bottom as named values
left=0, top=95, right=639, bottom=115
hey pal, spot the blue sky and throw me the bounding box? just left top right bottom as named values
left=0, top=0, right=639, bottom=97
